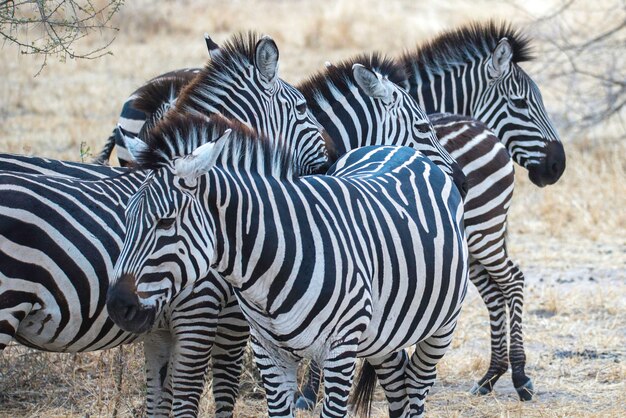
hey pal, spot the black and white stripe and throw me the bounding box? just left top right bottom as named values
left=94, top=68, right=201, bottom=167
left=400, top=22, right=567, bottom=399
left=96, top=33, right=330, bottom=176
left=401, top=21, right=565, bottom=187
left=107, top=113, right=469, bottom=418
left=299, top=54, right=467, bottom=198
left=1, top=31, right=329, bottom=417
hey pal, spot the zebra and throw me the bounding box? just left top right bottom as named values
left=93, top=68, right=202, bottom=167
left=298, top=53, right=467, bottom=198
left=0, top=31, right=329, bottom=416
left=396, top=21, right=568, bottom=400
left=0, top=163, right=249, bottom=418
left=290, top=54, right=517, bottom=409
left=107, top=112, right=469, bottom=418
left=401, top=21, right=566, bottom=187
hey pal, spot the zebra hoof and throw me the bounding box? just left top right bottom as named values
left=469, top=382, right=492, bottom=396
left=294, top=395, right=316, bottom=411
left=515, top=379, right=534, bottom=401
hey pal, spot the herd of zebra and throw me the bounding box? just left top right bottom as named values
left=0, top=21, right=566, bottom=418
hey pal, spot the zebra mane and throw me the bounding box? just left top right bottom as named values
left=134, top=112, right=296, bottom=179
left=134, top=73, right=198, bottom=137
left=298, top=52, right=408, bottom=102
left=176, top=31, right=265, bottom=111
left=401, top=21, right=533, bottom=72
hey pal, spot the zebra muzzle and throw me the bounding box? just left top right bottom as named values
left=106, top=273, right=156, bottom=334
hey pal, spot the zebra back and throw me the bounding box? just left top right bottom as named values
left=95, top=68, right=201, bottom=167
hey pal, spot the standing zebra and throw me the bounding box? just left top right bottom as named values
left=398, top=21, right=567, bottom=399
left=107, top=112, right=469, bottom=418
left=94, top=68, right=201, bottom=167
left=291, top=54, right=519, bottom=409
left=0, top=31, right=329, bottom=417
left=98, top=51, right=468, bottom=415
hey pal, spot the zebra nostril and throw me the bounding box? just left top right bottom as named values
left=551, top=162, right=559, bottom=175
left=124, top=305, right=138, bottom=322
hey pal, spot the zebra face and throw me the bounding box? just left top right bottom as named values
left=479, top=39, right=566, bottom=187
left=264, top=80, right=330, bottom=175
left=180, top=34, right=330, bottom=176
left=107, top=169, right=218, bottom=333
left=352, top=64, right=468, bottom=198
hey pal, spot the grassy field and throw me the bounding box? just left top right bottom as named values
left=0, top=0, right=624, bottom=416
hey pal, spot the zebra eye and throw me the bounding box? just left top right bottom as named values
left=295, top=102, right=307, bottom=115
left=156, top=218, right=175, bottom=230
left=512, top=98, right=528, bottom=109
left=415, top=123, right=431, bottom=134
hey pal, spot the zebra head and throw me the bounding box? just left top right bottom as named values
left=473, top=32, right=566, bottom=186
left=300, top=54, right=467, bottom=198
left=352, top=63, right=468, bottom=198
left=402, top=22, right=566, bottom=187
left=107, top=115, right=237, bottom=333
left=177, top=32, right=329, bottom=175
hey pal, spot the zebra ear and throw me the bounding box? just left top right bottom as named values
left=489, top=38, right=513, bottom=78
left=204, top=33, right=221, bottom=59
left=352, top=63, right=390, bottom=100
left=255, top=36, right=279, bottom=84
left=174, top=129, right=232, bottom=180
left=118, top=125, right=148, bottom=161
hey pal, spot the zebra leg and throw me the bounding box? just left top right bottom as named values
left=365, top=350, right=410, bottom=418
left=498, top=259, right=533, bottom=401
left=211, top=296, right=250, bottom=418
left=468, top=260, right=509, bottom=396
left=250, top=336, right=298, bottom=418
left=294, top=361, right=321, bottom=411
left=167, top=318, right=219, bottom=417
left=320, top=343, right=359, bottom=418
left=405, top=320, right=458, bottom=417
left=143, top=330, right=173, bottom=418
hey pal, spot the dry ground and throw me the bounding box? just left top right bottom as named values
left=0, top=0, right=624, bottom=417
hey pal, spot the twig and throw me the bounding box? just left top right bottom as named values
left=111, top=346, right=124, bottom=418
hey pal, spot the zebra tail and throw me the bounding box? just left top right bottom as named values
left=92, top=130, right=117, bottom=165
left=351, top=360, right=377, bottom=417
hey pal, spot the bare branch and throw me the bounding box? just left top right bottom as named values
left=0, top=0, right=124, bottom=75
left=526, top=0, right=626, bottom=134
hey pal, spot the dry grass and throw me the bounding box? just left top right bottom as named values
left=0, top=0, right=624, bottom=417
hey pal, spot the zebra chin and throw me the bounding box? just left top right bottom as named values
left=527, top=141, right=566, bottom=187
left=106, top=274, right=157, bottom=334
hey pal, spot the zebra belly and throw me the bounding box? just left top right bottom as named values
left=235, top=277, right=373, bottom=364
left=354, top=231, right=467, bottom=358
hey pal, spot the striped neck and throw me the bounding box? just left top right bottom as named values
left=406, top=59, right=484, bottom=117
